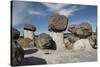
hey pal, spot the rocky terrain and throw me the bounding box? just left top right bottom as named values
left=20, top=48, right=97, bottom=65
left=12, top=13, right=97, bottom=66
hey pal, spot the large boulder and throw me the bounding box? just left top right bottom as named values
left=67, top=34, right=80, bottom=43
left=88, top=32, right=97, bottom=49
left=73, top=39, right=94, bottom=51
left=68, top=23, right=92, bottom=38
left=48, top=13, right=68, bottom=32
left=11, top=28, right=24, bottom=66
left=12, top=27, right=20, bottom=40
left=24, top=24, right=36, bottom=32
left=64, top=38, right=73, bottom=49
left=36, top=33, right=56, bottom=50
left=68, top=24, right=77, bottom=34
left=64, top=33, right=80, bottom=49
left=77, top=23, right=92, bottom=37
left=17, top=38, right=32, bottom=48
left=11, top=41, right=24, bottom=66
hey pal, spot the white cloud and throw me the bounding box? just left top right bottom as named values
left=28, top=10, right=41, bottom=15
left=42, top=3, right=83, bottom=17
left=28, top=10, right=46, bottom=16
left=42, top=3, right=67, bottom=11
left=58, top=6, right=79, bottom=17
left=13, top=1, right=31, bottom=26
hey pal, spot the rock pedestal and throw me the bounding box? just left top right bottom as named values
left=24, top=30, right=34, bottom=40
left=24, top=24, right=36, bottom=40
left=49, top=31, right=65, bottom=51
left=48, top=13, right=68, bottom=51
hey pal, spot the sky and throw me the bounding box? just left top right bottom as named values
left=12, top=1, right=97, bottom=35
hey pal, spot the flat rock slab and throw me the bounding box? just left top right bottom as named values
left=21, top=48, right=97, bottom=65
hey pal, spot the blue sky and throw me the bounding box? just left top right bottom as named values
left=12, top=1, right=97, bottom=35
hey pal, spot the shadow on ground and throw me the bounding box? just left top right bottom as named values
left=20, top=57, right=47, bottom=66
left=24, top=49, right=38, bottom=55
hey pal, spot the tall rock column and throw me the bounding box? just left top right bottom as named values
left=48, top=13, right=68, bottom=50
left=24, top=24, right=36, bottom=40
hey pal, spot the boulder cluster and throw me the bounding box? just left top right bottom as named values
left=11, top=28, right=24, bottom=66
left=12, top=13, right=97, bottom=51
left=64, top=22, right=97, bottom=50
left=11, top=13, right=97, bottom=66
left=35, top=33, right=56, bottom=50
left=68, top=23, right=92, bottom=38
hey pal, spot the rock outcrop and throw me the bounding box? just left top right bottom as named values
left=48, top=13, right=68, bottom=32
left=68, top=23, right=92, bottom=38
left=36, top=33, right=56, bottom=50
left=24, top=23, right=36, bottom=40
left=11, top=28, right=24, bottom=66
left=67, top=22, right=96, bottom=50
left=73, top=39, right=94, bottom=51
left=88, top=32, right=97, bottom=49
left=48, top=13, right=68, bottom=50
left=12, top=27, right=20, bottom=40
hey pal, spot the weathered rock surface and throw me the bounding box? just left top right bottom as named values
left=64, top=33, right=80, bottom=49
left=73, top=39, right=94, bottom=51
left=12, top=28, right=24, bottom=66
left=88, top=32, right=97, bottom=49
left=67, top=34, right=80, bottom=43
left=17, top=38, right=32, bottom=48
left=48, top=13, right=68, bottom=32
left=77, top=23, right=92, bottom=37
left=49, top=31, right=66, bottom=51
left=24, top=24, right=36, bottom=31
left=64, top=38, right=73, bottom=49
left=68, top=24, right=77, bottom=34
left=23, top=48, right=97, bottom=64
left=12, top=41, right=24, bottom=66
left=12, top=27, right=20, bottom=40
left=36, top=33, right=56, bottom=50
left=68, top=23, right=92, bottom=38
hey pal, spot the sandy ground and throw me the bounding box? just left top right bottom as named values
left=20, top=48, right=97, bottom=66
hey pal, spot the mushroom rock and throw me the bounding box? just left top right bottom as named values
left=48, top=13, right=68, bottom=50
left=36, top=33, right=56, bottom=50
left=12, top=27, right=20, bottom=40
left=24, top=24, right=36, bottom=40
left=73, top=39, right=94, bottom=51
left=24, top=24, right=36, bottom=31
